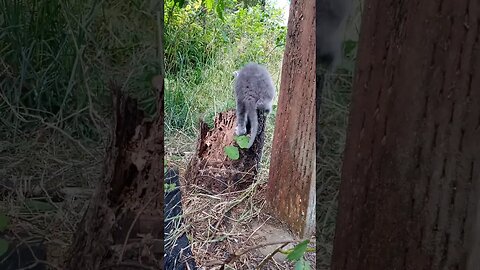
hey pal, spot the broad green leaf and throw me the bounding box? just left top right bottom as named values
left=205, top=0, right=214, bottom=11
left=224, top=146, right=239, bottom=160
left=24, top=199, right=56, bottom=212
left=294, top=258, right=311, bottom=270
left=286, top=239, right=309, bottom=261
left=0, top=238, right=8, bottom=257
left=235, top=135, right=249, bottom=149
left=0, top=213, right=9, bottom=232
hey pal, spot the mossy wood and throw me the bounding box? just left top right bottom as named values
left=65, top=78, right=164, bottom=269
left=185, top=110, right=267, bottom=193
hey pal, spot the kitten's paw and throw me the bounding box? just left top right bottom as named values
left=235, top=126, right=246, bottom=136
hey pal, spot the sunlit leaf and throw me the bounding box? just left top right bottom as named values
left=224, top=146, right=240, bottom=160
left=287, top=239, right=309, bottom=261
left=205, top=0, right=214, bottom=11
left=235, top=135, right=249, bottom=149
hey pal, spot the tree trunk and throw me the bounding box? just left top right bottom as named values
left=266, top=0, right=316, bottom=238
left=64, top=80, right=164, bottom=269
left=331, top=0, right=480, bottom=269
left=185, top=110, right=267, bottom=193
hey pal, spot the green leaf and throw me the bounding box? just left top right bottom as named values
left=294, top=258, right=311, bottom=270
left=205, top=0, right=214, bottom=11
left=216, top=0, right=225, bottom=20
left=224, top=146, right=240, bottom=160
left=176, top=0, right=185, bottom=8
left=164, top=183, right=177, bottom=192
left=24, top=199, right=56, bottom=212
left=0, top=213, right=9, bottom=232
left=0, top=238, right=8, bottom=257
left=235, top=135, right=249, bottom=149
left=286, top=239, right=309, bottom=261
left=343, top=40, right=357, bottom=58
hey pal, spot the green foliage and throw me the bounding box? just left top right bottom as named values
left=164, top=183, right=177, bottom=192
left=0, top=0, right=160, bottom=139
left=286, top=239, right=309, bottom=261
left=294, top=258, right=311, bottom=270
left=338, top=39, right=358, bottom=74
left=283, top=239, right=313, bottom=270
left=224, top=145, right=239, bottom=160
left=235, top=135, right=249, bottom=149
left=164, top=0, right=286, bottom=135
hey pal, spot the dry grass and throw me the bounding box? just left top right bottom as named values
left=316, top=71, right=354, bottom=269
left=165, top=109, right=317, bottom=269
left=0, top=126, right=105, bottom=268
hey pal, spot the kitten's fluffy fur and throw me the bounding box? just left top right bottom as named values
left=316, top=0, right=351, bottom=70
left=234, top=62, right=275, bottom=148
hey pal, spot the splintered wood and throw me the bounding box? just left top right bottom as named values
left=185, top=110, right=267, bottom=193
left=65, top=81, right=164, bottom=269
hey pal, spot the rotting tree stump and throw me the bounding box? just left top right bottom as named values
left=64, top=78, right=164, bottom=270
left=185, top=110, right=267, bottom=193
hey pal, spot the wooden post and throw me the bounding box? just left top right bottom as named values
left=331, top=0, right=480, bottom=269
left=266, top=0, right=316, bottom=238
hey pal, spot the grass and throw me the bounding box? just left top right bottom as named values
left=163, top=6, right=291, bottom=265
left=163, top=1, right=361, bottom=267
left=164, top=1, right=286, bottom=136
left=316, top=71, right=353, bottom=269
left=163, top=4, right=318, bottom=269
left=1, top=0, right=360, bottom=268
left=1, top=0, right=160, bottom=267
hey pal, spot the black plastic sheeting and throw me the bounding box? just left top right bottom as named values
left=0, top=241, right=46, bottom=270
left=164, top=167, right=197, bottom=270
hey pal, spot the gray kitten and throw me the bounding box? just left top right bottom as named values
left=316, top=0, right=351, bottom=70
left=234, top=62, right=275, bottom=149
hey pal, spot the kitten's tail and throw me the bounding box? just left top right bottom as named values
left=247, top=109, right=258, bottom=149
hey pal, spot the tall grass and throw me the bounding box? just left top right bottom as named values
left=0, top=0, right=161, bottom=141
left=164, top=0, right=286, bottom=135
left=0, top=2, right=161, bottom=265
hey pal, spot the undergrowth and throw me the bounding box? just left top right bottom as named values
left=164, top=0, right=286, bottom=136
left=0, top=0, right=160, bottom=267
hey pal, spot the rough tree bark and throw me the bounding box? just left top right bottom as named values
left=185, top=110, right=267, bottom=193
left=266, top=0, right=316, bottom=238
left=64, top=80, right=164, bottom=270
left=332, top=0, right=480, bottom=269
